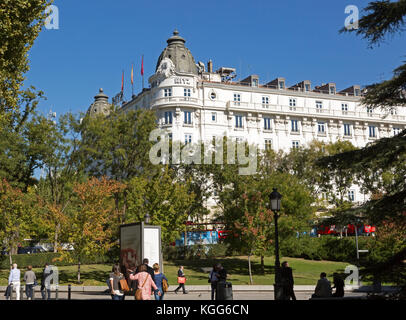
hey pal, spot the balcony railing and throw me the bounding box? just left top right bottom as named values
left=226, top=101, right=406, bottom=121
left=152, top=96, right=201, bottom=107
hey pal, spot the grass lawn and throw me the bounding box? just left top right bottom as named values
left=0, top=256, right=351, bottom=286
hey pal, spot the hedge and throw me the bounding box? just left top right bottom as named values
left=0, top=252, right=113, bottom=269
left=280, top=236, right=375, bottom=262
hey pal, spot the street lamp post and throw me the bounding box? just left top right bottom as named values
left=269, top=188, right=283, bottom=300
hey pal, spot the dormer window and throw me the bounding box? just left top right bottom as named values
left=279, top=81, right=285, bottom=89
left=329, top=86, right=335, bottom=94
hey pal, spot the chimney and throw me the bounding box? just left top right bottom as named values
left=207, top=60, right=213, bottom=73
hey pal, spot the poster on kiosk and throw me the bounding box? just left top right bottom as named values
left=120, top=222, right=163, bottom=281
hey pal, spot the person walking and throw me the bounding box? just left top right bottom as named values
left=109, top=264, right=125, bottom=300
left=136, top=258, right=155, bottom=283
left=8, top=263, right=21, bottom=300
left=312, top=272, right=332, bottom=298
left=281, top=261, right=296, bottom=300
left=41, top=263, right=53, bottom=300
left=209, top=264, right=219, bottom=300
left=152, top=263, right=168, bottom=300
left=332, top=273, right=345, bottom=297
left=174, top=265, right=188, bottom=294
left=23, top=265, right=37, bottom=300
left=130, top=264, right=160, bottom=300
left=216, top=263, right=228, bottom=281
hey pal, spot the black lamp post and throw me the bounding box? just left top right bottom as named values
left=269, top=188, right=283, bottom=300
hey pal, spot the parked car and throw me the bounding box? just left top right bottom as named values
left=17, top=246, right=46, bottom=254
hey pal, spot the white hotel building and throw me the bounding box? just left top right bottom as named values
left=88, top=30, right=406, bottom=207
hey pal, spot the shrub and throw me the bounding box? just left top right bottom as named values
left=0, top=252, right=113, bottom=269
left=280, top=236, right=374, bottom=262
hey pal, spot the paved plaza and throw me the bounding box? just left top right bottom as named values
left=0, top=286, right=370, bottom=301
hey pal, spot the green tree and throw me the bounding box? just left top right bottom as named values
left=74, top=109, right=158, bottom=222
left=0, top=179, right=33, bottom=263
left=59, top=177, right=125, bottom=283
left=0, top=0, right=52, bottom=113
left=340, top=0, right=406, bottom=109
left=34, top=113, right=81, bottom=252
left=0, top=89, right=50, bottom=191
left=318, top=0, right=406, bottom=289
left=234, top=191, right=274, bottom=284
left=126, top=166, right=195, bottom=245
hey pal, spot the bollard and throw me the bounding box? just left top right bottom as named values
left=20, top=284, right=24, bottom=300
left=32, top=284, right=36, bottom=300
left=55, top=285, right=58, bottom=300
left=68, top=284, right=71, bottom=300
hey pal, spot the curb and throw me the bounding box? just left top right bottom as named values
left=0, top=285, right=400, bottom=293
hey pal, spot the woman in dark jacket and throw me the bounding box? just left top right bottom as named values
left=281, top=261, right=296, bottom=300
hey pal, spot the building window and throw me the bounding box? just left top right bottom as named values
left=210, top=91, right=217, bottom=100
left=262, top=96, right=269, bottom=108
left=289, top=98, right=297, bottom=110
left=305, top=84, right=311, bottom=92
left=184, top=88, right=191, bottom=99
left=344, top=123, right=351, bottom=136
left=393, top=127, right=401, bottom=136
left=252, top=79, right=258, bottom=87
left=265, top=139, right=272, bottom=151
left=316, top=101, right=323, bottom=113
left=233, top=93, right=241, bottom=106
left=348, top=190, right=355, bottom=202
left=291, top=120, right=299, bottom=132
left=164, top=88, right=172, bottom=97
left=367, top=107, right=373, bottom=116
left=184, top=111, right=192, bottom=124
left=264, top=117, right=271, bottom=130
left=211, top=112, right=217, bottom=122
left=390, top=108, right=397, bottom=115
left=329, top=86, right=335, bottom=94
left=342, top=103, right=348, bottom=114
left=279, top=81, right=285, bottom=89
left=318, top=122, right=326, bottom=134
left=184, top=134, right=192, bottom=145
left=164, top=111, right=173, bottom=125
left=292, top=141, right=300, bottom=149
left=369, top=125, right=376, bottom=138
left=354, top=88, right=361, bottom=96
left=235, top=115, right=243, bottom=128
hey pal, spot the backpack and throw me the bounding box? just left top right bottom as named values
left=162, top=278, right=168, bottom=292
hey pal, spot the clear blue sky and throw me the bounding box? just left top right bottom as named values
left=26, top=0, right=406, bottom=116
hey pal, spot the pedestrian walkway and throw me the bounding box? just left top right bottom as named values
left=0, top=285, right=397, bottom=300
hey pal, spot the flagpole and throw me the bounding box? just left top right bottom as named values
left=141, top=55, right=144, bottom=90
left=131, top=63, right=134, bottom=97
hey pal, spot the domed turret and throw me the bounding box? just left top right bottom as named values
left=155, top=30, right=198, bottom=75
left=87, top=88, right=110, bottom=117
